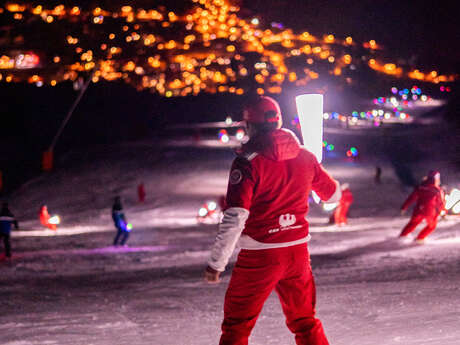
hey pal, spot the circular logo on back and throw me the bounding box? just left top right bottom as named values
left=230, top=169, right=243, bottom=185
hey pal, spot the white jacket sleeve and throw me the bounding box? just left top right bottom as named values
left=208, top=207, right=249, bottom=272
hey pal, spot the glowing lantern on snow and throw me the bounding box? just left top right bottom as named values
left=198, top=207, right=208, bottom=217
left=218, top=129, right=229, bottom=143
left=49, top=215, right=61, bottom=225
left=197, top=201, right=219, bottom=221
left=295, top=94, right=324, bottom=163
left=323, top=202, right=338, bottom=211
left=445, top=189, right=460, bottom=211
left=235, top=129, right=245, bottom=141
left=221, top=134, right=229, bottom=143
left=452, top=203, right=460, bottom=214
left=208, top=201, right=217, bottom=211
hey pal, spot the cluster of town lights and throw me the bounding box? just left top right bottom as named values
left=0, top=0, right=457, bottom=96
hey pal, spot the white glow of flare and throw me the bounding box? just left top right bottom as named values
left=207, top=201, right=217, bottom=211
left=445, top=188, right=460, bottom=210
left=452, top=203, right=460, bottom=214
left=221, top=134, right=230, bottom=143
left=49, top=215, right=60, bottom=225
left=323, top=202, right=338, bottom=211
left=225, top=116, right=233, bottom=125
left=236, top=129, right=245, bottom=141
left=295, top=94, right=323, bottom=163
left=198, top=207, right=208, bottom=217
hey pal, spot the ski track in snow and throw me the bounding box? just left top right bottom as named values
left=1, top=136, right=460, bottom=345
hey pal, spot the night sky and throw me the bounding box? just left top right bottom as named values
left=244, top=0, right=459, bottom=71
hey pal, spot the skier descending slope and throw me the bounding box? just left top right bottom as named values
left=39, top=205, right=57, bottom=230
left=0, top=202, right=18, bottom=260
left=112, top=196, right=131, bottom=246
left=330, top=183, right=353, bottom=226
left=205, top=96, right=341, bottom=345
left=399, top=170, right=446, bottom=243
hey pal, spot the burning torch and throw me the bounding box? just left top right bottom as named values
left=296, top=94, right=324, bottom=204
left=295, top=94, right=324, bottom=163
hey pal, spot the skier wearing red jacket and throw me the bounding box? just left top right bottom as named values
left=39, top=205, right=57, bottom=230
left=205, top=96, right=341, bottom=345
left=331, top=183, right=353, bottom=226
left=399, top=171, right=445, bottom=242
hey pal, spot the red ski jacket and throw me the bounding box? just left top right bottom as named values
left=226, top=128, right=338, bottom=244
left=208, top=128, right=340, bottom=272
left=401, top=182, right=445, bottom=218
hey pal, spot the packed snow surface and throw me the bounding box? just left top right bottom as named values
left=1, top=131, right=460, bottom=345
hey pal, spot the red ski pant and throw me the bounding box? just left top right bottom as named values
left=399, top=213, right=438, bottom=240
left=219, top=243, right=329, bottom=345
left=334, top=202, right=351, bottom=224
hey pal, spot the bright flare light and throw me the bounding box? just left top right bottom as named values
left=452, top=203, right=460, bottom=214
left=323, top=202, right=338, bottom=211
left=221, top=134, right=229, bottom=143
left=295, top=94, right=324, bottom=163
left=445, top=188, right=460, bottom=210
left=208, top=201, right=217, bottom=211
left=198, top=207, right=208, bottom=217
left=49, top=215, right=61, bottom=225
left=236, top=129, right=245, bottom=141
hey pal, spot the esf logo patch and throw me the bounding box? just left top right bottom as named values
left=230, top=169, right=243, bottom=185
left=279, top=214, right=296, bottom=227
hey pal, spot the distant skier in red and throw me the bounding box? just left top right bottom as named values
left=39, top=205, right=57, bottom=230
left=204, top=96, right=341, bottom=345
left=137, top=183, right=146, bottom=203
left=399, top=171, right=445, bottom=242
left=330, top=183, right=353, bottom=226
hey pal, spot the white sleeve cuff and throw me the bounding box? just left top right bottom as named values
left=208, top=207, right=249, bottom=272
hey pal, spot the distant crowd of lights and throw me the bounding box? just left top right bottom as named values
left=0, top=0, right=457, bottom=96
left=215, top=124, right=360, bottom=161
left=293, top=85, right=446, bottom=129
left=293, top=109, right=409, bottom=129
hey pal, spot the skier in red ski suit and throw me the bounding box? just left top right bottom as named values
left=205, top=96, right=341, bottom=345
left=399, top=171, right=445, bottom=242
left=39, top=205, right=57, bottom=230
left=331, top=183, right=353, bottom=226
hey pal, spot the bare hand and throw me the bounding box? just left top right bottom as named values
left=204, top=266, right=221, bottom=284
